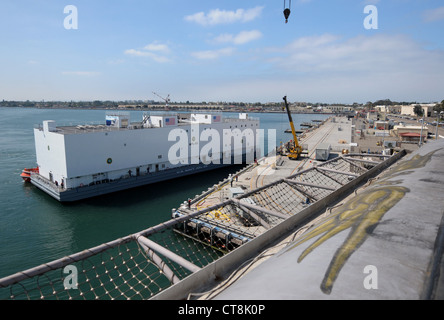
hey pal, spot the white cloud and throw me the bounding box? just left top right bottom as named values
left=214, top=30, right=263, bottom=45
left=191, top=47, right=235, bottom=60
left=144, top=43, right=171, bottom=54
left=185, top=33, right=444, bottom=103
left=423, top=6, right=444, bottom=22
left=185, top=6, right=263, bottom=26
left=267, top=33, right=444, bottom=77
left=124, top=49, right=148, bottom=57
left=124, top=42, right=171, bottom=63
left=284, top=34, right=339, bottom=50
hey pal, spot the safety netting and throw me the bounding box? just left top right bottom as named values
left=0, top=154, right=390, bottom=300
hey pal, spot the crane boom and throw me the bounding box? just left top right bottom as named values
left=283, top=96, right=302, bottom=159
left=152, top=92, right=170, bottom=107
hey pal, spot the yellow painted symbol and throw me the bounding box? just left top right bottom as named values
left=286, top=148, right=441, bottom=294
left=290, top=186, right=408, bottom=294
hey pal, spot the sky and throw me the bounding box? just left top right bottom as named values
left=0, top=0, right=443, bottom=104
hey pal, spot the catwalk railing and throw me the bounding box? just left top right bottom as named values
left=0, top=152, right=403, bottom=300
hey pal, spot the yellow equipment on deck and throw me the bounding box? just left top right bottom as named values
left=283, top=96, right=303, bottom=160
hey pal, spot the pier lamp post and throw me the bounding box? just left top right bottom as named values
left=419, top=113, right=425, bottom=147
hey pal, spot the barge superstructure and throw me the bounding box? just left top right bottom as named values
left=24, top=112, right=260, bottom=202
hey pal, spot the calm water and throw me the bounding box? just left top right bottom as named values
left=0, top=107, right=329, bottom=279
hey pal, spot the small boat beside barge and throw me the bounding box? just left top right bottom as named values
left=20, top=167, right=39, bottom=182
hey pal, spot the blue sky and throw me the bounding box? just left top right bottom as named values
left=1, top=0, right=443, bottom=104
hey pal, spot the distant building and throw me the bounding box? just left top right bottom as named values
left=366, top=111, right=379, bottom=121
left=374, top=120, right=390, bottom=130
left=325, top=106, right=353, bottom=113
left=118, top=104, right=138, bottom=109
left=393, top=124, right=428, bottom=143
left=373, top=105, right=402, bottom=114
left=388, top=105, right=402, bottom=114
left=375, top=105, right=388, bottom=113
left=400, top=104, right=435, bottom=117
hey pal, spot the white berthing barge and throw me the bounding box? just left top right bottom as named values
left=28, top=112, right=260, bottom=202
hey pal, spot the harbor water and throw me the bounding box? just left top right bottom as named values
left=0, top=107, right=329, bottom=279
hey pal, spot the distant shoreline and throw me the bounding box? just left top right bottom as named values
left=0, top=105, right=337, bottom=115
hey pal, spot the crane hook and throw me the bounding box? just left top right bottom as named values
left=283, top=0, right=291, bottom=23
left=284, top=8, right=291, bottom=23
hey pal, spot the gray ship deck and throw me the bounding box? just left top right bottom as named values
left=199, top=140, right=444, bottom=300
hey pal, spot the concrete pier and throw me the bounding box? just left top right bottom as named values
left=181, top=116, right=354, bottom=213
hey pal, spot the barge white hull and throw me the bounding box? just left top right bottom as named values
left=26, top=112, right=261, bottom=202
left=30, top=161, right=239, bottom=202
